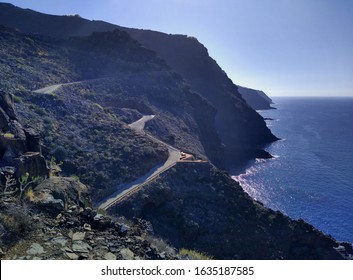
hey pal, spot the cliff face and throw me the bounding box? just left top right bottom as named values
left=0, top=2, right=277, bottom=168
left=237, top=85, right=275, bottom=110
left=0, top=90, right=48, bottom=181
left=122, top=30, right=278, bottom=166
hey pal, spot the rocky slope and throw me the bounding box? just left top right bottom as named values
left=237, top=85, right=275, bottom=110
left=0, top=25, right=218, bottom=199
left=0, top=176, right=180, bottom=260
left=110, top=162, right=353, bottom=260
left=0, top=88, right=179, bottom=260
left=0, top=2, right=278, bottom=168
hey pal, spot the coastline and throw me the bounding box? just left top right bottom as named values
left=231, top=97, right=353, bottom=244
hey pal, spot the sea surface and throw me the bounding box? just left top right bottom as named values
left=232, top=97, right=353, bottom=243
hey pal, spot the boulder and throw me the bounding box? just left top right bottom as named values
left=26, top=243, right=45, bottom=255
left=51, top=237, right=68, bottom=247
left=31, top=192, right=64, bottom=216
left=31, top=177, right=90, bottom=215
left=65, top=252, right=79, bottom=260
left=92, top=214, right=112, bottom=230
left=119, top=223, right=130, bottom=236
left=72, top=232, right=86, bottom=241
left=120, top=248, right=135, bottom=260
left=72, top=241, right=92, bottom=254
left=104, top=252, right=117, bottom=260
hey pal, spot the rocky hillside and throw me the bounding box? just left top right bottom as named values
left=0, top=176, right=180, bottom=260
left=0, top=24, right=225, bottom=199
left=237, top=85, right=275, bottom=110
left=0, top=78, right=185, bottom=261
left=1, top=87, right=351, bottom=260
left=111, top=162, right=353, bottom=260
left=0, top=26, right=175, bottom=200
left=0, top=2, right=278, bottom=168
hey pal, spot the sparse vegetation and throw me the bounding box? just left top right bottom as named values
left=0, top=205, right=34, bottom=246
left=3, top=132, right=15, bottom=139
left=48, top=157, right=63, bottom=177
left=18, top=173, right=42, bottom=203
left=0, top=173, right=43, bottom=203
left=179, top=248, right=213, bottom=260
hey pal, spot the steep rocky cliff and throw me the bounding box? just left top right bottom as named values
left=0, top=91, right=48, bottom=181
left=237, top=85, right=275, bottom=110
left=124, top=30, right=278, bottom=166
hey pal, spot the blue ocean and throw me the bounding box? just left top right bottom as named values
left=233, top=97, right=353, bottom=243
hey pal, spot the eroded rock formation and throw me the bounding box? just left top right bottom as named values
left=0, top=91, right=48, bottom=180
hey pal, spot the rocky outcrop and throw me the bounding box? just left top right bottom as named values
left=237, top=85, right=275, bottom=110
left=0, top=91, right=48, bottom=179
left=31, top=177, right=90, bottom=216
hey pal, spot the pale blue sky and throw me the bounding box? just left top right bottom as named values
left=4, top=0, right=353, bottom=96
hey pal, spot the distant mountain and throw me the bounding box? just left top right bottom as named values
left=0, top=2, right=277, bottom=168
left=237, top=85, right=275, bottom=110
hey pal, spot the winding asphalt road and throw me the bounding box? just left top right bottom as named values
left=32, top=78, right=110, bottom=94
left=34, top=82, right=182, bottom=211
left=98, top=115, right=181, bottom=210
left=33, top=84, right=64, bottom=94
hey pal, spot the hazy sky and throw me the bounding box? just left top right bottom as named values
left=4, top=0, right=353, bottom=96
